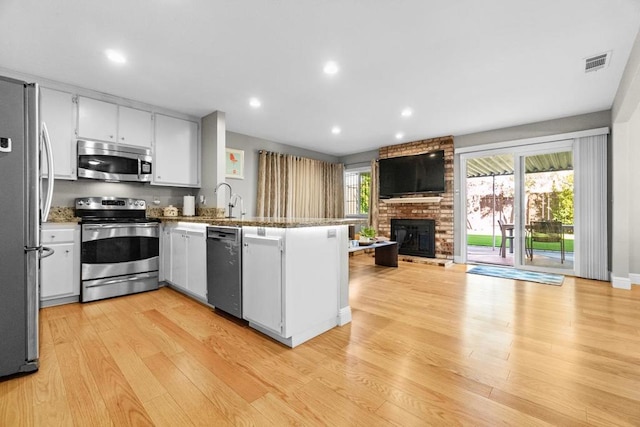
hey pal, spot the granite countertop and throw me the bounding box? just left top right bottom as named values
left=151, top=216, right=366, bottom=228
left=44, top=206, right=365, bottom=228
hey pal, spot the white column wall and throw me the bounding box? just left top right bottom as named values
left=611, top=28, right=640, bottom=289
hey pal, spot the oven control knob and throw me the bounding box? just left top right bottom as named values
left=134, top=201, right=139, bottom=206
left=77, top=200, right=84, bottom=206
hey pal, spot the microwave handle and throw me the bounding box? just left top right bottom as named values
left=138, top=157, right=141, bottom=181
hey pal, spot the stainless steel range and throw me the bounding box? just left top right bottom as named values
left=75, top=197, right=159, bottom=302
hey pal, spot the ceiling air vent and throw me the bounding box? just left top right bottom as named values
left=585, top=52, right=610, bottom=73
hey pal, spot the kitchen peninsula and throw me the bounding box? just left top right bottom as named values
left=158, top=215, right=363, bottom=348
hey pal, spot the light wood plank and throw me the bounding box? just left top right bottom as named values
left=143, top=352, right=234, bottom=426
left=142, top=392, right=196, bottom=427
left=1, top=258, right=639, bottom=425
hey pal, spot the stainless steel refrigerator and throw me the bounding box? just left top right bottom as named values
left=0, top=76, right=54, bottom=379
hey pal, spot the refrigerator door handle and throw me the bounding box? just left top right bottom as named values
left=41, top=121, right=54, bottom=222
left=41, top=246, right=55, bottom=259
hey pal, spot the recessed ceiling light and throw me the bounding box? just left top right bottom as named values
left=331, top=126, right=341, bottom=135
left=395, top=132, right=404, bottom=140
left=105, top=49, right=126, bottom=64
left=323, top=61, right=339, bottom=75
left=401, top=108, right=413, bottom=117
left=249, top=97, right=261, bottom=108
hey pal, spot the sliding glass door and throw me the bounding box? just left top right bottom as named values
left=465, top=154, right=515, bottom=266
left=461, top=140, right=575, bottom=275
left=521, top=150, right=574, bottom=272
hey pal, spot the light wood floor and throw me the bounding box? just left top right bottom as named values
left=2, top=257, right=640, bottom=426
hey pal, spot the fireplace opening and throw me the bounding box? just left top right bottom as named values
left=391, top=219, right=436, bottom=258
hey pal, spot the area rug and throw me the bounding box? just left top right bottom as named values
left=467, top=265, right=564, bottom=286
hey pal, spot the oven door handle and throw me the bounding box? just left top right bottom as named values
left=83, top=223, right=158, bottom=230
left=84, top=273, right=156, bottom=288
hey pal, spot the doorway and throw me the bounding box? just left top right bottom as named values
left=522, top=151, right=574, bottom=271
left=461, top=142, right=575, bottom=274
left=465, top=153, right=515, bottom=266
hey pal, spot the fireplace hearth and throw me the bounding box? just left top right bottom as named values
left=391, top=219, right=436, bottom=258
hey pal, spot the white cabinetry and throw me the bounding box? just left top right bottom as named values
left=242, top=225, right=347, bottom=347
left=168, top=223, right=207, bottom=300
left=77, top=97, right=118, bottom=142
left=171, top=228, right=187, bottom=289
left=41, top=224, right=80, bottom=307
left=160, top=223, right=173, bottom=282
left=153, top=114, right=200, bottom=187
left=78, top=97, right=152, bottom=147
left=40, top=87, right=77, bottom=180
left=118, top=106, right=152, bottom=148
left=242, top=235, right=283, bottom=334
left=186, top=228, right=207, bottom=299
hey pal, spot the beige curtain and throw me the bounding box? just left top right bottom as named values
left=256, top=151, right=344, bottom=218
left=368, top=159, right=379, bottom=230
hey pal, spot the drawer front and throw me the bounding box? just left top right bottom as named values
left=42, top=228, right=76, bottom=243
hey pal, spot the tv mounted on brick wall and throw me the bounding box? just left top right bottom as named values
left=379, top=150, right=445, bottom=198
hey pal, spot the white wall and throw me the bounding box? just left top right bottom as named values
left=339, top=149, right=378, bottom=169
left=455, top=111, right=611, bottom=148
left=452, top=111, right=612, bottom=262
left=51, top=179, right=193, bottom=207
left=205, top=131, right=340, bottom=217
left=611, top=28, right=640, bottom=289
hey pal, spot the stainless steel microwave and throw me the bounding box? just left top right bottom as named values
left=77, top=140, right=152, bottom=182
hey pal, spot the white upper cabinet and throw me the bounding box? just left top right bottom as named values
left=154, top=114, right=200, bottom=187
left=40, top=87, right=77, bottom=180
left=78, top=97, right=152, bottom=148
left=77, top=97, right=118, bottom=142
left=118, top=106, right=152, bottom=148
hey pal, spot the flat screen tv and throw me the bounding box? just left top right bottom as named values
left=379, top=150, right=445, bottom=198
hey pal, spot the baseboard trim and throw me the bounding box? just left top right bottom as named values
left=611, top=275, right=632, bottom=290
left=338, top=306, right=352, bottom=326
left=629, top=273, right=640, bottom=285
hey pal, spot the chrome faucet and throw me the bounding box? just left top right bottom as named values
left=214, top=182, right=234, bottom=218
left=230, top=193, right=245, bottom=218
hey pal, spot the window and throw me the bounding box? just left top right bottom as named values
left=344, top=168, right=371, bottom=216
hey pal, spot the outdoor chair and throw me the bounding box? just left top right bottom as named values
left=497, top=219, right=514, bottom=258
left=525, top=221, right=565, bottom=263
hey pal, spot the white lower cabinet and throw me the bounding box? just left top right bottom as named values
left=242, top=226, right=346, bottom=347
left=160, top=224, right=173, bottom=283
left=186, top=229, right=207, bottom=299
left=168, top=223, right=207, bottom=301
left=41, top=224, right=80, bottom=306
left=242, top=234, right=283, bottom=334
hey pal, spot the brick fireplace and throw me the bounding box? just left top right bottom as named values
left=377, top=136, right=454, bottom=261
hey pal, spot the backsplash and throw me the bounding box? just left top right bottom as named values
left=46, top=207, right=78, bottom=223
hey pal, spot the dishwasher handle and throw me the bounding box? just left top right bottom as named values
left=207, top=227, right=240, bottom=242
left=208, top=232, right=235, bottom=240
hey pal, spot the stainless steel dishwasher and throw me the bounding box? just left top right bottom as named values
left=206, top=226, right=242, bottom=318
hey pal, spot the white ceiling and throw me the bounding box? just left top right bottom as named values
left=1, top=0, right=639, bottom=156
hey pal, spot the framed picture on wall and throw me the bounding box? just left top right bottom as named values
left=225, top=148, right=244, bottom=179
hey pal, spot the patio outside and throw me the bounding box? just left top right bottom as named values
left=466, top=152, right=574, bottom=269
